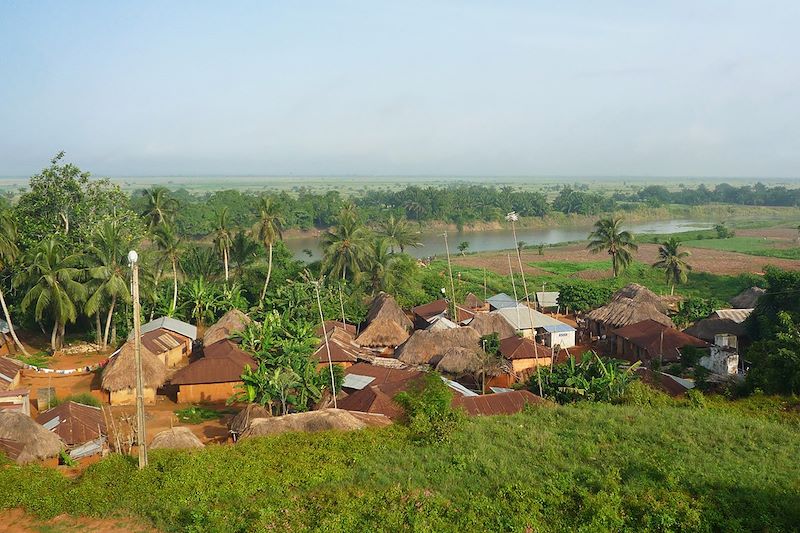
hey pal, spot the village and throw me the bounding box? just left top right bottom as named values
left=0, top=277, right=757, bottom=468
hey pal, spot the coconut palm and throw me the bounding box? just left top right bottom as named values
left=0, top=210, right=30, bottom=356
left=653, top=237, right=692, bottom=295
left=84, top=220, right=133, bottom=348
left=141, top=186, right=178, bottom=230
left=379, top=214, right=421, bottom=253
left=321, top=209, right=369, bottom=282
left=16, top=238, right=86, bottom=351
left=152, top=223, right=183, bottom=313
left=182, top=277, right=220, bottom=327
left=213, top=207, right=233, bottom=282
left=254, top=196, right=285, bottom=302
left=230, top=231, right=260, bottom=278
left=587, top=217, right=638, bottom=277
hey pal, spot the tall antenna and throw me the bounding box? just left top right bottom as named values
left=314, top=281, right=337, bottom=409
left=128, top=250, right=147, bottom=469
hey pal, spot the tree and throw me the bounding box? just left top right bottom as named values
left=141, top=186, right=178, bottom=230
left=379, top=214, right=421, bottom=253
left=182, top=277, right=220, bottom=327
left=321, top=208, right=369, bottom=282
left=229, top=230, right=260, bottom=278
left=255, top=196, right=285, bottom=302
left=0, top=210, right=30, bottom=356
left=84, top=220, right=134, bottom=348
left=532, top=353, right=640, bottom=404
left=652, top=237, right=692, bottom=295
left=16, top=238, right=87, bottom=351
left=745, top=312, right=800, bottom=395
left=153, top=223, right=183, bottom=313
left=213, top=207, right=233, bottom=282
left=587, top=217, right=638, bottom=277
left=458, top=241, right=469, bottom=255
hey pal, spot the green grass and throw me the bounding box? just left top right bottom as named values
left=1, top=399, right=799, bottom=531
left=679, top=236, right=800, bottom=260
left=15, top=351, right=50, bottom=368
left=535, top=260, right=612, bottom=275
left=174, top=406, right=228, bottom=424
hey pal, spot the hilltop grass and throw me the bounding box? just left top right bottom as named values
left=1, top=399, right=798, bottom=531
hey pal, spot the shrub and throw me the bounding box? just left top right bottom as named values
left=617, top=381, right=673, bottom=408
left=394, top=373, right=464, bottom=444
left=687, top=389, right=708, bottom=409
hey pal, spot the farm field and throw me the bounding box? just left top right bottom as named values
left=2, top=399, right=799, bottom=532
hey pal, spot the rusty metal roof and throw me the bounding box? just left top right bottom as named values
left=453, top=390, right=546, bottom=416
left=35, top=401, right=106, bottom=446
left=170, top=339, right=256, bottom=385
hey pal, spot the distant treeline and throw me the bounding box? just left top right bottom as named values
left=131, top=182, right=799, bottom=237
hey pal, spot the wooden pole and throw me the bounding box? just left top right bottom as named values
left=130, top=251, right=148, bottom=468
left=315, top=282, right=337, bottom=409
left=442, top=232, right=457, bottom=320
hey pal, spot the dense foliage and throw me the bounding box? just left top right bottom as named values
left=530, top=353, right=639, bottom=404
left=394, top=373, right=464, bottom=444
left=620, top=182, right=800, bottom=207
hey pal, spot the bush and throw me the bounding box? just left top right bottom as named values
left=687, top=389, right=708, bottom=409
left=394, top=373, right=464, bottom=444
left=617, top=381, right=673, bottom=408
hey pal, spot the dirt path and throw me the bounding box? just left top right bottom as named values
left=0, top=509, right=157, bottom=533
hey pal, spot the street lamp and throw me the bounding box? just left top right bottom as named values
left=129, top=250, right=147, bottom=468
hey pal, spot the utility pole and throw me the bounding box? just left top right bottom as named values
left=128, top=250, right=147, bottom=469
left=506, top=211, right=543, bottom=397
left=314, top=282, right=337, bottom=409
left=442, top=232, right=457, bottom=320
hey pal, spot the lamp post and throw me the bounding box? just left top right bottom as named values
left=442, top=232, right=457, bottom=320
left=128, top=250, right=147, bottom=469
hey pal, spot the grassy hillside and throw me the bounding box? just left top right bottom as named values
left=2, top=399, right=799, bottom=532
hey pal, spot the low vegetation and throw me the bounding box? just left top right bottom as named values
left=1, top=398, right=799, bottom=532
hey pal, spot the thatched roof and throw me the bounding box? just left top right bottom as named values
left=435, top=346, right=485, bottom=374
left=466, top=312, right=516, bottom=339
left=588, top=299, right=673, bottom=330
left=101, top=340, right=168, bottom=392
left=229, top=403, right=272, bottom=436
left=464, top=292, right=484, bottom=309
left=611, top=284, right=669, bottom=314
left=203, top=309, right=252, bottom=346
left=356, top=318, right=410, bottom=348
left=684, top=318, right=748, bottom=343
left=0, top=411, right=63, bottom=463
left=150, top=427, right=204, bottom=450
left=395, top=327, right=482, bottom=366
left=238, top=408, right=388, bottom=439
left=365, top=292, right=412, bottom=329
left=730, top=286, right=766, bottom=309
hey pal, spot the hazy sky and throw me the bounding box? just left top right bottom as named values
left=1, top=1, right=798, bottom=177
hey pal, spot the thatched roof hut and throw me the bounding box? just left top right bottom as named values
left=356, top=293, right=413, bottom=349
left=229, top=403, right=272, bottom=437
left=0, top=411, right=63, bottom=463
left=586, top=284, right=673, bottom=335
left=238, top=408, right=389, bottom=439
left=464, top=292, right=485, bottom=310
left=466, top=312, right=516, bottom=339
left=101, top=340, right=168, bottom=392
left=203, top=309, right=252, bottom=346
left=435, top=346, right=486, bottom=375
left=730, top=286, right=766, bottom=309
left=395, top=327, right=482, bottom=366
left=365, top=292, right=413, bottom=329
left=150, top=427, right=205, bottom=450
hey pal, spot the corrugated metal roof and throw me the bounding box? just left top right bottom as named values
left=170, top=340, right=255, bottom=385
left=535, top=292, right=560, bottom=308
left=412, top=299, right=449, bottom=321
left=35, top=401, right=106, bottom=446
left=342, top=374, right=376, bottom=390
left=542, top=324, right=575, bottom=333
left=487, top=293, right=517, bottom=309
left=0, top=357, right=22, bottom=390
left=440, top=377, right=478, bottom=397
left=713, top=308, right=753, bottom=323
left=139, top=317, right=197, bottom=340
left=495, top=306, right=573, bottom=331
left=453, top=390, right=546, bottom=416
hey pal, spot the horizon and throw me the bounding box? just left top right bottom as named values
left=2, top=2, right=799, bottom=177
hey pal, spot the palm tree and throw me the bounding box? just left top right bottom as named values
left=213, top=207, right=233, bottom=282
left=182, top=277, right=220, bottom=327
left=653, top=237, right=692, bottom=295
left=378, top=214, right=421, bottom=253
left=587, top=217, right=638, bottom=277
left=84, top=220, right=133, bottom=348
left=0, top=210, right=30, bottom=356
left=153, top=223, right=183, bottom=313
left=255, top=196, right=285, bottom=302
left=16, top=238, right=86, bottom=351
left=141, top=186, right=178, bottom=230
left=321, top=209, right=369, bottom=282
left=230, top=230, right=260, bottom=278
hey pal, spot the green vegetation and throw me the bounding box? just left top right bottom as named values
left=394, top=373, right=464, bottom=444
left=586, top=216, right=638, bottom=277
left=652, top=237, right=692, bottom=295
left=532, top=353, right=639, bottom=404
left=2, top=400, right=799, bottom=531
left=174, top=406, right=222, bottom=424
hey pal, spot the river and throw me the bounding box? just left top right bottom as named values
left=285, top=219, right=713, bottom=260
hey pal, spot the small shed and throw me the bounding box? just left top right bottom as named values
left=535, top=291, right=560, bottom=313
left=499, top=336, right=552, bottom=373
left=134, top=316, right=197, bottom=365
left=36, top=401, right=106, bottom=449
left=101, top=340, right=168, bottom=405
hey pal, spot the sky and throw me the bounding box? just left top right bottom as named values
left=0, top=1, right=798, bottom=178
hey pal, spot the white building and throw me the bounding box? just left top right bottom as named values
left=494, top=305, right=576, bottom=348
